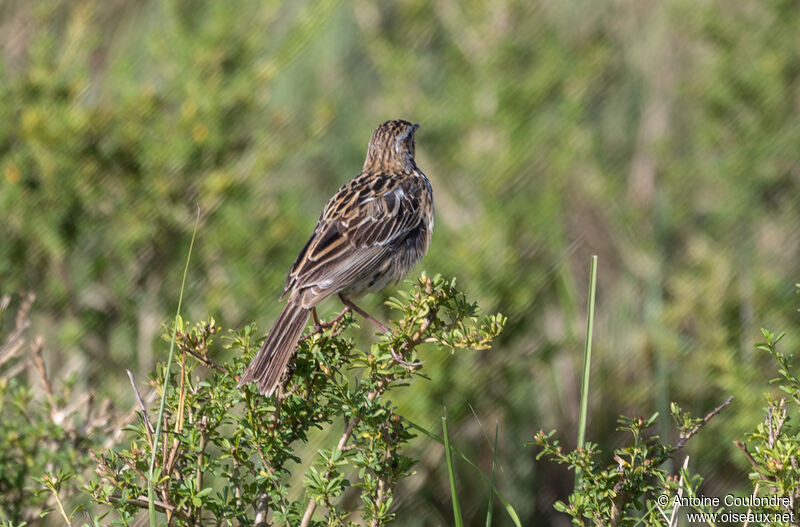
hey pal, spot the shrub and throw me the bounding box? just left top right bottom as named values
left=0, top=293, right=114, bottom=526
left=530, top=286, right=800, bottom=526
left=733, top=326, right=800, bottom=521
left=531, top=395, right=731, bottom=526
left=86, top=275, right=504, bottom=526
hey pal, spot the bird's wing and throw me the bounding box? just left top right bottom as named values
left=281, top=172, right=426, bottom=303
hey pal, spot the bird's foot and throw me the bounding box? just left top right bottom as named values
left=312, top=307, right=324, bottom=332
left=338, top=294, right=392, bottom=334
left=312, top=306, right=352, bottom=333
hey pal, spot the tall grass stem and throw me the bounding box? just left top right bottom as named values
left=485, top=421, right=498, bottom=527
left=405, top=418, right=522, bottom=527
left=148, top=211, right=200, bottom=526
left=442, top=408, right=464, bottom=527
left=575, top=255, right=598, bottom=491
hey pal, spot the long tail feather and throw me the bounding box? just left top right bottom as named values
left=239, top=302, right=310, bottom=396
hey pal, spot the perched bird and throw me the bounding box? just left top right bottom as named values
left=239, top=120, right=434, bottom=396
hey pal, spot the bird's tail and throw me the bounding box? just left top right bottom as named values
left=239, top=302, right=311, bottom=396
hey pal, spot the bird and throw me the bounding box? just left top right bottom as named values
left=239, top=119, right=434, bottom=396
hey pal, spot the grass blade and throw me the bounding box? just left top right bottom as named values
left=442, top=408, right=464, bottom=527
left=467, top=403, right=509, bottom=488
left=406, top=418, right=522, bottom=527
left=485, top=421, right=498, bottom=527
left=575, top=255, right=598, bottom=491
left=148, top=210, right=200, bottom=526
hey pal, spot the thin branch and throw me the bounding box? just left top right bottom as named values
left=31, top=337, right=57, bottom=413
left=54, top=493, right=73, bottom=527
left=299, top=391, right=376, bottom=527
left=733, top=441, right=761, bottom=474
left=183, top=347, right=226, bottom=373
left=742, top=482, right=760, bottom=527
left=105, top=386, right=158, bottom=448
left=676, top=396, right=734, bottom=450
left=165, top=351, right=189, bottom=477
left=126, top=370, right=155, bottom=448
left=298, top=331, right=428, bottom=527
left=1, top=357, right=31, bottom=381
left=106, top=494, right=195, bottom=524
left=370, top=449, right=393, bottom=527
left=325, top=494, right=347, bottom=527
left=668, top=456, right=690, bottom=527
left=767, top=398, right=787, bottom=449
left=0, top=336, right=27, bottom=370
left=0, top=292, right=34, bottom=366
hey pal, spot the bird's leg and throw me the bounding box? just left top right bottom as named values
left=338, top=294, right=391, bottom=333
left=299, top=306, right=352, bottom=345
left=311, top=306, right=351, bottom=332
left=338, top=295, right=421, bottom=367
left=312, top=307, right=323, bottom=332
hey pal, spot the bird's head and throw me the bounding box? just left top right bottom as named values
left=363, top=119, right=420, bottom=172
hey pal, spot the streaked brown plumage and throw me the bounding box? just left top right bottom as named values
left=239, top=120, right=434, bottom=396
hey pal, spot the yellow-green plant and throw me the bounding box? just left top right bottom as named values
left=87, top=276, right=505, bottom=526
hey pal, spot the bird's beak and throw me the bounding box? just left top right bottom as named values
left=412, top=123, right=420, bottom=133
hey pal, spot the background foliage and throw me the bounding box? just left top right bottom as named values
left=1, top=0, right=799, bottom=524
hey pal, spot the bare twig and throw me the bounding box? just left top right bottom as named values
left=676, top=396, right=734, bottom=450
left=160, top=409, right=170, bottom=497
left=767, top=398, right=787, bottom=449
left=183, top=347, right=226, bottom=373
left=734, top=441, right=761, bottom=474
left=195, top=416, right=207, bottom=525
left=0, top=335, right=27, bottom=370
left=0, top=292, right=34, bottom=366
left=126, top=370, right=155, bottom=448
left=1, top=357, right=31, bottom=381
left=105, top=387, right=159, bottom=448
left=165, top=351, right=189, bottom=477
left=667, top=456, right=690, bottom=527
left=106, top=494, right=195, bottom=524
left=370, top=449, right=394, bottom=527
left=742, top=482, right=760, bottom=527
left=31, top=337, right=57, bottom=414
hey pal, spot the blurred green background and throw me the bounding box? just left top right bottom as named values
left=1, top=0, right=799, bottom=524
